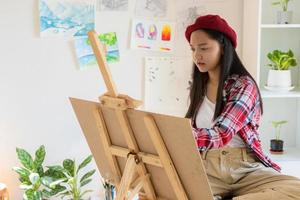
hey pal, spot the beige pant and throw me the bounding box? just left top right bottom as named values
left=202, top=148, right=300, bottom=200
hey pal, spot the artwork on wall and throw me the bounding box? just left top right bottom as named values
left=97, top=0, right=128, bottom=11
left=39, top=0, right=95, bottom=37
left=135, top=0, right=168, bottom=18
left=176, top=6, right=207, bottom=32
left=74, top=32, right=120, bottom=70
left=144, top=57, right=193, bottom=117
left=130, top=19, right=175, bottom=52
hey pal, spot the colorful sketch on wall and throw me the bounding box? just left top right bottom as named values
left=144, top=57, right=193, bottom=116
left=135, top=0, right=168, bottom=18
left=74, top=32, right=120, bottom=70
left=97, top=0, right=128, bottom=11
left=130, top=19, right=175, bottom=52
left=39, top=0, right=95, bottom=37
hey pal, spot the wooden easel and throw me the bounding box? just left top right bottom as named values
left=87, top=30, right=188, bottom=200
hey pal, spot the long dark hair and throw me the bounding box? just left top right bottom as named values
left=185, top=29, right=263, bottom=120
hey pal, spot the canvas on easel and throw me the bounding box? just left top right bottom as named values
left=69, top=30, right=214, bottom=200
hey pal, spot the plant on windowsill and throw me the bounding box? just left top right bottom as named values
left=265, top=49, right=297, bottom=91
left=272, top=0, right=294, bottom=24
left=270, top=120, right=288, bottom=154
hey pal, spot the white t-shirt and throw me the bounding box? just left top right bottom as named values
left=195, top=96, right=245, bottom=148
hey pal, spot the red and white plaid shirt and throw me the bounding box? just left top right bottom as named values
left=192, top=74, right=281, bottom=172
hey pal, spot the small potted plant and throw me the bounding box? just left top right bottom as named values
left=46, top=155, right=96, bottom=200
left=272, top=0, right=293, bottom=24
left=270, top=120, right=287, bottom=154
left=266, top=49, right=297, bottom=90
left=13, top=145, right=96, bottom=200
left=13, top=145, right=65, bottom=200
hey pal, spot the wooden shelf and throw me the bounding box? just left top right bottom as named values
left=243, top=0, right=300, bottom=178
left=260, top=88, right=300, bottom=98
left=261, top=24, right=300, bottom=28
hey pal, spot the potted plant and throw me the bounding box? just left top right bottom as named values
left=46, top=155, right=96, bottom=200
left=13, top=145, right=65, bottom=200
left=270, top=120, right=287, bottom=154
left=272, top=0, right=293, bottom=24
left=266, top=49, right=297, bottom=90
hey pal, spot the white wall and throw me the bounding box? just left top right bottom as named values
left=0, top=0, right=243, bottom=199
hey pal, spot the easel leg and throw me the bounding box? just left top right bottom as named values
left=115, top=155, right=138, bottom=200
left=128, top=174, right=150, bottom=200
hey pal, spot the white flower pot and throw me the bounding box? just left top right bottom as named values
left=267, top=69, right=292, bottom=87
left=277, top=11, right=292, bottom=24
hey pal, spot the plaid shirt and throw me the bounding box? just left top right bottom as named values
left=192, top=74, right=281, bottom=172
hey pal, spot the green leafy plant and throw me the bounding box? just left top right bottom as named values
left=48, top=155, right=96, bottom=200
left=267, top=49, right=297, bottom=70
left=271, top=120, right=288, bottom=140
left=272, top=0, right=292, bottom=12
left=13, top=145, right=65, bottom=200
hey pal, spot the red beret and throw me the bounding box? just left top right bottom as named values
left=185, top=15, right=237, bottom=48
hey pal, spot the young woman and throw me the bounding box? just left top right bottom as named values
left=185, top=14, right=300, bottom=200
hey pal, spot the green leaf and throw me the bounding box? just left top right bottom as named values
left=80, top=178, right=92, bottom=187
left=41, top=176, right=66, bottom=189
left=80, top=189, right=93, bottom=198
left=16, top=147, right=34, bottom=170
left=288, top=49, right=293, bottom=57
left=20, top=184, right=34, bottom=190
left=267, top=49, right=298, bottom=70
left=67, top=177, right=75, bottom=185
left=33, top=191, right=42, bottom=200
left=41, top=189, right=52, bottom=198
left=49, top=178, right=67, bottom=188
left=13, top=167, right=30, bottom=180
left=272, top=0, right=290, bottom=11
left=80, top=169, right=96, bottom=183
left=44, top=168, right=66, bottom=179
left=24, top=189, right=34, bottom=200
left=63, top=159, right=75, bottom=176
left=57, top=190, right=71, bottom=199
left=33, top=145, right=45, bottom=170
left=40, top=176, right=54, bottom=188
left=29, top=172, right=40, bottom=185
left=24, top=190, right=42, bottom=200
left=46, top=165, right=69, bottom=177
left=77, top=155, right=93, bottom=173
left=46, top=165, right=64, bottom=171
left=272, top=120, right=287, bottom=126
left=272, top=2, right=281, bottom=5
left=36, top=165, right=44, bottom=176
left=48, top=185, right=66, bottom=195
left=19, top=177, right=31, bottom=185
